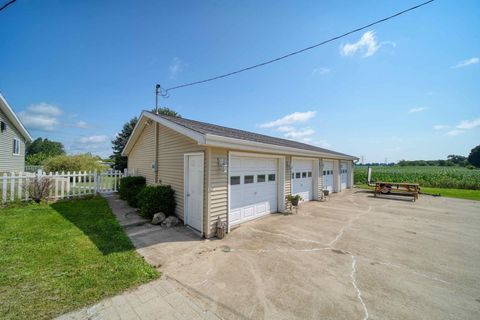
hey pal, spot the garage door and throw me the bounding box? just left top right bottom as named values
left=340, top=162, right=348, bottom=190
left=229, top=156, right=278, bottom=226
left=323, top=160, right=334, bottom=192
left=292, top=159, right=313, bottom=202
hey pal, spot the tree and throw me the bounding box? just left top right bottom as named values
left=25, top=138, right=65, bottom=165
left=447, top=154, right=468, bottom=167
left=26, top=138, right=65, bottom=157
left=468, top=145, right=480, bottom=168
left=110, top=108, right=181, bottom=170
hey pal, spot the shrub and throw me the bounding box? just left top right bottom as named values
left=43, top=154, right=106, bottom=173
left=137, top=185, right=176, bottom=219
left=118, top=176, right=146, bottom=207
left=25, top=176, right=54, bottom=203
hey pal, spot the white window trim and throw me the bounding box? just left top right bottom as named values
left=13, top=138, right=20, bottom=156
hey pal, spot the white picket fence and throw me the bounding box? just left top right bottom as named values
left=1, top=170, right=125, bottom=204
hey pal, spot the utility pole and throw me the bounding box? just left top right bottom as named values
left=155, top=84, right=160, bottom=114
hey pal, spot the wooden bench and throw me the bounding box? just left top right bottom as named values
left=374, top=182, right=420, bottom=201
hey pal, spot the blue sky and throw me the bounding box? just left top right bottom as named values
left=1, top=0, right=479, bottom=162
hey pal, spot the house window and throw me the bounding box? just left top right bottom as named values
left=13, top=138, right=20, bottom=155
left=244, top=175, right=254, bottom=184
left=268, top=174, right=276, bottom=182
left=230, top=176, right=240, bottom=185
left=257, top=174, right=266, bottom=183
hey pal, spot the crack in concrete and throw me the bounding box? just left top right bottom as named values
left=350, top=255, right=369, bottom=320
left=249, top=227, right=327, bottom=245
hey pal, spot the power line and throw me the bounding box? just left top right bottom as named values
left=160, top=0, right=434, bottom=96
left=0, top=0, right=16, bottom=12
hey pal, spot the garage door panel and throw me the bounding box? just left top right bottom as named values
left=230, top=156, right=278, bottom=226
left=323, top=160, right=334, bottom=192
left=292, top=159, right=313, bottom=202
left=340, top=162, right=348, bottom=190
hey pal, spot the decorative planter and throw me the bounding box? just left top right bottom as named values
left=323, top=190, right=330, bottom=197
left=291, top=198, right=299, bottom=206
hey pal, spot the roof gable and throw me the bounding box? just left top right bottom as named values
left=0, top=93, right=32, bottom=142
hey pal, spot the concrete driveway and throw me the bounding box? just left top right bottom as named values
left=135, top=190, right=480, bottom=320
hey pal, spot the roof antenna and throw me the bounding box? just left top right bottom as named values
left=155, top=84, right=161, bottom=114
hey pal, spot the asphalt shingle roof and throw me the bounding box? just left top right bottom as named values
left=146, top=111, right=355, bottom=158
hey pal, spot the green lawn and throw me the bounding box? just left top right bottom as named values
left=355, top=184, right=480, bottom=201
left=0, top=197, right=158, bottom=320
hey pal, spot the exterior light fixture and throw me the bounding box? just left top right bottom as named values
left=217, top=158, right=228, bottom=173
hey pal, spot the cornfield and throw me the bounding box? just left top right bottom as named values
left=354, top=166, right=480, bottom=190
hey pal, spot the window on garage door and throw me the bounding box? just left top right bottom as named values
left=257, top=174, right=266, bottom=182
left=244, top=175, right=254, bottom=184
left=230, top=176, right=240, bottom=185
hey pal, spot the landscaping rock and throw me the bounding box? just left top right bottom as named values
left=161, top=216, right=180, bottom=228
left=151, top=212, right=166, bottom=225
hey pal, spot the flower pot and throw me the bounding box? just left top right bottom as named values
left=323, top=190, right=329, bottom=197
left=291, top=198, right=299, bottom=206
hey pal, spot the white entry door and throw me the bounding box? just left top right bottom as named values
left=292, top=159, right=313, bottom=202
left=185, top=154, right=203, bottom=233
left=229, top=156, right=278, bottom=226
left=340, top=162, right=348, bottom=190
left=323, top=160, right=334, bottom=192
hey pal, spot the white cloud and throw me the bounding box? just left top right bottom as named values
left=27, top=103, right=62, bottom=116
left=408, top=107, right=427, bottom=113
left=451, top=57, right=479, bottom=69
left=446, top=129, right=465, bottom=136
left=78, top=135, right=109, bottom=144
left=433, top=125, right=450, bottom=130
left=284, top=129, right=315, bottom=139
left=276, top=126, right=295, bottom=132
left=169, top=57, right=184, bottom=79
left=317, top=140, right=331, bottom=148
left=456, top=118, right=480, bottom=130
left=18, top=103, right=62, bottom=131
left=74, top=121, right=90, bottom=129
left=260, top=111, right=316, bottom=128
left=341, top=31, right=381, bottom=57
left=312, top=67, right=331, bottom=75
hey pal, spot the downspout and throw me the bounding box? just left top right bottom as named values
left=154, top=84, right=160, bottom=184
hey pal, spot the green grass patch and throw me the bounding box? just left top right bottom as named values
left=0, top=196, right=159, bottom=320
left=355, top=184, right=480, bottom=201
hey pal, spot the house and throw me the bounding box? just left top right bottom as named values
left=0, top=94, right=32, bottom=173
left=123, top=111, right=358, bottom=238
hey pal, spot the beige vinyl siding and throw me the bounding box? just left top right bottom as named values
left=127, top=124, right=155, bottom=184
left=284, top=155, right=292, bottom=208
left=206, top=147, right=228, bottom=237
left=318, top=158, right=324, bottom=196
left=156, top=124, right=206, bottom=222
left=0, top=108, right=25, bottom=173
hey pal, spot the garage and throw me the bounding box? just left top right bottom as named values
left=340, top=162, right=348, bottom=190
left=229, top=156, right=278, bottom=226
left=292, top=159, right=313, bottom=202
left=323, top=160, right=334, bottom=192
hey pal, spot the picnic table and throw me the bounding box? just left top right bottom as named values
left=374, top=182, right=420, bottom=201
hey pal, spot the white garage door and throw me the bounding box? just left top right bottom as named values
left=292, top=159, right=313, bottom=202
left=229, top=156, right=278, bottom=226
left=323, top=160, right=334, bottom=192
left=340, top=162, right=348, bottom=190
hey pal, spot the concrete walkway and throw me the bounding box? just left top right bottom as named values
left=58, top=194, right=221, bottom=320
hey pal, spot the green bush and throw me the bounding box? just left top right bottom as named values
left=118, top=176, right=146, bottom=207
left=43, top=154, right=106, bottom=173
left=137, top=185, right=176, bottom=219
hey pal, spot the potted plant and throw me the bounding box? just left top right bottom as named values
left=286, top=194, right=302, bottom=206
